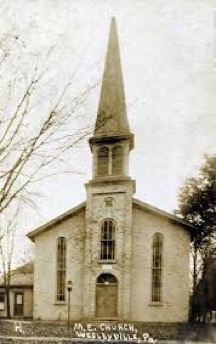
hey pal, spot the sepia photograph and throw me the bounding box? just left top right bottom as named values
left=0, top=0, right=215, bottom=343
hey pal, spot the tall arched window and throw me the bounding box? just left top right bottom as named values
left=151, top=233, right=163, bottom=302
left=112, top=145, right=123, bottom=175
left=57, top=237, right=66, bottom=301
left=100, top=219, right=115, bottom=260
left=97, top=146, right=109, bottom=176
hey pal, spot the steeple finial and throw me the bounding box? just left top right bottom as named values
left=94, top=17, right=131, bottom=137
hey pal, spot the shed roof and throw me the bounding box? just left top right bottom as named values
left=0, top=262, right=33, bottom=287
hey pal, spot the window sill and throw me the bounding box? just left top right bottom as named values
left=54, top=301, right=66, bottom=305
left=149, top=302, right=163, bottom=306
left=98, top=260, right=116, bottom=264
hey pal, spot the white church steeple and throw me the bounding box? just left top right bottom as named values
left=89, top=17, right=134, bottom=181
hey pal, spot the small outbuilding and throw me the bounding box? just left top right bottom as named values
left=0, top=262, right=33, bottom=319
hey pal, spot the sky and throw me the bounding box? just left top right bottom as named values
left=0, top=0, right=215, bottom=252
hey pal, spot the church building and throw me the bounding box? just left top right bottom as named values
left=28, top=18, right=194, bottom=322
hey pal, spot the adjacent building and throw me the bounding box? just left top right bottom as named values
left=0, top=262, right=33, bottom=318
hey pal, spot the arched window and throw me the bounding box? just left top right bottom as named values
left=151, top=233, right=163, bottom=302
left=100, top=219, right=115, bottom=260
left=57, top=237, right=66, bottom=301
left=97, top=146, right=109, bottom=176
left=112, top=145, right=123, bottom=175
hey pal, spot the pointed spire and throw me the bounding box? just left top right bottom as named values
left=94, top=17, right=131, bottom=137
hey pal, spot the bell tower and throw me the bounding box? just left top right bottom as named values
left=84, top=18, right=135, bottom=320
left=89, top=17, right=134, bottom=182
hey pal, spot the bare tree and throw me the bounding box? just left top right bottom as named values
left=0, top=31, right=99, bottom=319
left=19, top=244, right=35, bottom=265
left=0, top=209, right=19, bottom=318
left=0, top=32, right=98, bottom=216
left=0, top=205, right=36, bottom=318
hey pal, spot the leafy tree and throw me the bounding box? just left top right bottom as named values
left=176, top=155, right=216, bottom=320
left=177, top=155, right=216, bottom=247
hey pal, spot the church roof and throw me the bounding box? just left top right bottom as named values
left=133, top=198, right=196, bottom=233
left=27, top=199, right=195, bottom=242
left=94, top=17, right=131, bottom=138
left=27, top=202, right=85, bottom=242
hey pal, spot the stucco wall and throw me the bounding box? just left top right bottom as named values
left=34, top=209, right=86, bottom=320
left=33, top=198, right=190, bottom=322
left=131, top=205, right=190, bottom=322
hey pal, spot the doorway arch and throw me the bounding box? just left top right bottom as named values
left=96, top=273, right=118, bottom=318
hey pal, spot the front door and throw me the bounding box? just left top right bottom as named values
left=14, top=293, right=24, bottom=316
left=96, top=273, right=118, bottom=318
